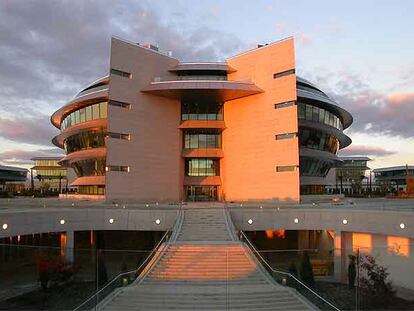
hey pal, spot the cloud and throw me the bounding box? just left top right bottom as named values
left=0, top=148, right=63, bottom=166
left=308, top=73, right=414, bottom=138
left=0, top=115, right=59, bottom=146
left=339, top=145, right=396, bottom=157
left=0, top=1, right=247, bottom=164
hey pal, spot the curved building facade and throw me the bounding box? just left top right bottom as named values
left=51, top=37, right=352, bottom=202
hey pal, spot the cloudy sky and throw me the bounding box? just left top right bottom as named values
left=0, top=0, right=413, bottom=169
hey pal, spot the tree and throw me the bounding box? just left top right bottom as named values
left=300, top=251, right=315, bottom=287
left=359, top=254, right=395, bottom=308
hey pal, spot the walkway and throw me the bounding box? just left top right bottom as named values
left=100, top=208, right=314, bottom=310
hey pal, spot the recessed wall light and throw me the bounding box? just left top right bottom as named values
left=109, top=218, right=114, bottom=224
left=247, top=219, right=253, bottom=225
left=294, top=218, right=299, bottom=224
left=400, top=223, right=406, bottom=229
left=155, top=219, right=161, bottom=225
left=60, top=219, right=65, bottom=225
left=2, top=223, right=8, bottom=230
left=342, top=219, right=348, bottom=225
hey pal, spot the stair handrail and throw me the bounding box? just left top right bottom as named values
left=240, top=231, right=340, bottom=311
left=168, top=202, right=184, bottom=242
left=73, top=204, right=183, bottom=311
left=223, top=205, right=238, bottom=241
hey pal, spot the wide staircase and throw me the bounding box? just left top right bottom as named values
left=99, top=208, right=315, bottom=310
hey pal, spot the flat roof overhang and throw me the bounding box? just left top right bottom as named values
left=59, top=148, right=106, bottom=166
left=183, top=176, right=222, bottom=186
left=182, top=149, right=224, bottom=158
left=51, top=88, right=109, bottom=129
left=300, top=147, right=343, bottom=164
left=71, top=175, right=105, bottom=187
left=141, top=80, right=263, bottom=101
left=179, top=120, right=226, bottom=130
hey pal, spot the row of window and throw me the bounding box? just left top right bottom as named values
left=185, top=158, right=219, bottom=177
left=35, top=169, right=67, bottom=177
left=299, top=128, right=340, bottom=154
left=184, top=130, right=221, bottom=149
left=61, top=102, right=108, bottom=130
left=300, top=157, right=332, bottom=177
left=181, top=101, right=224, bottom=121
left=64, top=130, right=131, bottom=154
left=78, top=185, right=105, bottom=195
left=64, top=130, right=106, bottom=154
left=73, top=159, right=106, bottom=177
left=34, top=160, right=60, bottom=167
left=298, top=103, right=343, bottom=130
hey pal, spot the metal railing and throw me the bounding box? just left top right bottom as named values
left=240, top=231, right=340, bottom=311
left=73, top=204, right=184, bottom=311
left=153, top=75, right=227, bottom=82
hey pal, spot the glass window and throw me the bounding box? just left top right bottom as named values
left=100, top=102, right=107, bottom=118
left=305, top=104, right=313, bottom=120
left=92, top=104, right=100, bottom=120
left=319, top=109, right=325, bottom=123
left=86, top=106, right=92, bottom=120
left=80, top=107, right=86, bottom=123
left=298, top=104, right=305, bottom=119
left=312, top=106, right=319, bottom=121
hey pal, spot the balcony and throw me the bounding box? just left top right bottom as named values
left=141, top=79, right=263, bottom=101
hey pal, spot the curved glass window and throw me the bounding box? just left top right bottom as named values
left=72, top=159, right=106, bottom=177
left=184, top=129, right=221, bottom=149
left=181, top=101, right=223, bottom=121
left=298, top=103, right=343, bottom=130
left=299, top=128, right=339, bottom=154
left=61, top=102, right=108, bottom=130
left=64, top=130, right=106, bottom=154
left=78, top=185, right=105, bottom=195
left=185, top=158, right=219, bottom=176
left=300, top=157, right=332, bottom=177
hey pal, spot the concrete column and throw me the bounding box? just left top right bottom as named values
left=297, top=230, right=309, bottom=250
left=333, top=230, right=342, bottom=281
left=60, top=231, right=74, bottom=263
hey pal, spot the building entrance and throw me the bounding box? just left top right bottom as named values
left=185, top=186, right=217, bottom=201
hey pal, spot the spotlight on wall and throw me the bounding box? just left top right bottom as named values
left=247, top=219, right=253, bottom=225
left=2, top=223, right=8, bottom=230
left=155, top=219, right=161, bottom=225
left=342, top=219, right=348, bottom=225
left=60, top=219, right=65, bottom=225
left=294, top=218, right=299, bottom=224
left=400, top=223, right=406, bottom=229
left=146, top=204, right=149, bottom=207
left=260, top=206, right=263, bottom=209
left=109, top=218, right=114, bottom=224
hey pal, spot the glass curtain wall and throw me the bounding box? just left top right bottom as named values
left=298, top=103, right=343, bottom=130
left=64, top=130, right=106, bottom=154
left=181, top=101, right=223, bottom=121
left=185, top=159, right=219, bottom=176
left=184, top=130, right=221, bottom=149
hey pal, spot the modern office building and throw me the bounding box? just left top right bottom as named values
left=325, top=156, right=371, bottom=194
left=373, top=165, right=414, bottom=193
left=51, top=37, right=352, bottom=202
left=31, top=157, right=76, bottom=192
left=0, top=165, right=28, bottom=191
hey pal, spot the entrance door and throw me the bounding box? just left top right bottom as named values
left=186, top=186, right=217, bottom=202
